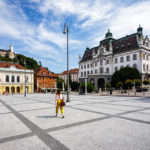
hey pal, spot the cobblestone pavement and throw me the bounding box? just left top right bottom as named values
left=0, top=94, right=150, bottom=150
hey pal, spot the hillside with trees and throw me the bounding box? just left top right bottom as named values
left=0, top=54, right=39, bottom=69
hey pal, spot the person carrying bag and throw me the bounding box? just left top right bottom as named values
left=55, top=90, right=65, bottom=118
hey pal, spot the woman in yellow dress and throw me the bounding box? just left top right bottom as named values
left=55, top=90, right=64, bottom=118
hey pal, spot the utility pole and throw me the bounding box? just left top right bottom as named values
left=24, top=60, right=26, bottom=97
left=63, top=23, right=70, bottom=102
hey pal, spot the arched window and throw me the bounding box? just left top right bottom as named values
left=115, top=58, right=118, bottom=64
left=120, top=57, right=124, bottom=63
left=100, top=67, right=103, bottom=73
left=143, top=64, right=145, bottom=71
left=95, top=69, right=97, bottom=74
left=126, top=55, right=130, bottom=61
left=133, top=54, right=137, bottom=60
left=115, top=67, right=118, bottom=72
left=95, top=62, right=97, bottom=67
left=91, top=70, right=93, bottom=74
left=133, top=64, right=137, bottom=68
left=6, top=75, right=9, bottom=82
left=106, top=60, right=109, bottom=64
left=100, top=60, right=103, bottom=65
left=147, top=64, right=149, bottom=71
left=143, top=54, right=145, bottom=60
left=11, top=75, right=15, bottom=82
left=17, top=76, right=20, bottom=82
left=106, top=68, right=109, bottom=73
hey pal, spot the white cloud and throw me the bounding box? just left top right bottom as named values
left=39, top=0, right=114, bottom=28
left=109, top=1, right=150, bottom=38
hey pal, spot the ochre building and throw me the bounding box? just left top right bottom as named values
left=0, top=62, right=34, bottom=94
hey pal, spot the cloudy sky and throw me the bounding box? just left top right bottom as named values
left=0, top=0, right=150, bottom=73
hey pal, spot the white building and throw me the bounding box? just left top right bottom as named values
left=79, top=26, right=150, bottom=89
left=59, top=68, right=79, bottom=83
left=0, top=46, right=15, bottom=59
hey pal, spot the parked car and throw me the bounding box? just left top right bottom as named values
left=136, top=87, right=148, bottom=92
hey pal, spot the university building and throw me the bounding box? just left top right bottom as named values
left=34, top=66, right=58, bottom=92
left=79, top=25, right=150, bottom=90
left=0, top=62, right=34, bottom=94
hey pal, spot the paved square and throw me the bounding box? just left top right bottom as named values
left=0, top=94, right=150, bottom=150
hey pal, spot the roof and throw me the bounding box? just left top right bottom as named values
left=80, top=47, right=98, bottom=62
left=113, top=33, right=139, bottom=54
left=0, top=62, right=25, bottom=69
left=34, top=66, right=58, bottom=77
left=61, top=68, right=79, bottom=75
left=81, top=33, right=139, bottom=62
left=0, top=49, right=10, bottom=52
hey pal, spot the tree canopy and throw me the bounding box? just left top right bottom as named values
left=15, top=54, right=39, bottom=69
left=111, top=67, right=141, bottom=88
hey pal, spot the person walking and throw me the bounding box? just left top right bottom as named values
left=55, top=90, right=65, bottom=118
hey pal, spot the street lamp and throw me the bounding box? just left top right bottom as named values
left=63, top=23, right=70, bottom=102
left=24, top=60, right=26, bottom=97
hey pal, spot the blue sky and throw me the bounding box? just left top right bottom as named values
left=0, top=0, right=150, bottom=73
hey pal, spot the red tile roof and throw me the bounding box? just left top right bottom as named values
left=61, top=68, right=79, bottom=75
left=0, top=62, right=25, bottom=69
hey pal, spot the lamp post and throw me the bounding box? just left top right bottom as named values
left=24, top=60, right=26, bottom=97
left=63, top=23, right=70, bottom=102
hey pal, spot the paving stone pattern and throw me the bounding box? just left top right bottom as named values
left=0, top=94, right=150, bottom=150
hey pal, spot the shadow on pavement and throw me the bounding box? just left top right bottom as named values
left=37, top=115, right=57, bottom=119
left=133, top=97, right=150, bottom=103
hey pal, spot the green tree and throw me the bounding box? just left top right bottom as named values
left=116, top=82, right=123, bottom=89
left=56, top=78, right=65, bottom=90
left=71, top=81, right=79, bottom=91
left=106, top=82, right=111, bottom=91
left=111, top=67, right=141, bottom=88
left=80, top=82, right=85, bottom=93
left=69, top=73, right=72, bottom=86
left=134, top=79, right=142, bottom=87
left=143, top=80, right=150, bottom=86
left=87, top=82, right=95, bottom=93
left=125, top=79, right=133, bottom=89
left=80, top=82, right=95, bottom=93
left=0, top=56, right=12, bottom=61
left=16, top=54, right=39, bottom=69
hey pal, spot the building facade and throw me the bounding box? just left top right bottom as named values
left=34, top=66, right=57, bottom=92
left=59, top=68, right=79, bottom=83
left=79, top=26, right=150, bottom=90
left=0, top=62, right=34, bottom=94
left=0, top=46, right=15, bottom=59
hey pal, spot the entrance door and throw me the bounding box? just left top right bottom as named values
left=6, top=87, right=9, bottom=93
left=98, top=78, right=105, bottom=90
left=17, top=87, right=20, bottom=93
left=11, top=87, right=15, bottom=93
